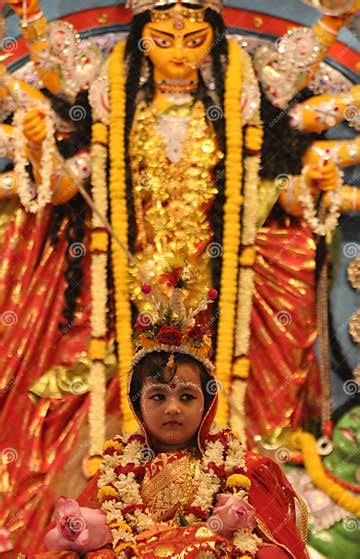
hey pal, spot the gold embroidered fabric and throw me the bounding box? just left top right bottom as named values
left=140, top=451, right=200, bottom=522
left=129, top=100, right=223, bottom=308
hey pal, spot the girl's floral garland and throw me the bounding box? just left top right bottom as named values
left=215, top=39, right=244, bottom=427
left=108, top=41, right=137, bottom=433
left=13, top=101, right=55, bottom=213
left=292, top=431, right=360, bottom=518
left=98, top=428, right=261, bottom=558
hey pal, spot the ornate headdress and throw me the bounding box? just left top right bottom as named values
left=126, top=0, right=223, bottom=17
left=132, top=272, right=218, bottom=373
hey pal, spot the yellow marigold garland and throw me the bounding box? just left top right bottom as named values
left=215, top=39, right=244, bottom=427
left=89, top=339, right=107, bottom=361
left=91, top=230, right=109, bottom=252
left=239, top=246, right=257, bottom=267
left=233, top=356, right=250, bottom=380
left=245, top=125, right=263, bottom=153
left=292, top=431, right=360, bottom=518
left=92, top=122, right=108, bottom=145
left=108, top=41, right=137, bottom=433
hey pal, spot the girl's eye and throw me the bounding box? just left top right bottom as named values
left=181, top=393, right=196, bottom=401
left=149, top=393, right=196, bottom=402
left=153, top=36, right=172, bottom=48
left=185, top=35, right=207, bottom=48
left=151, top=394, right=165, bottom=401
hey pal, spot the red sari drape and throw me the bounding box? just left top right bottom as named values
left=0, top=206, right=120, bottom=555
left=246, top=220, right=321, bottom=446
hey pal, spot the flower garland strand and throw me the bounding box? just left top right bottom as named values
left=98, top=429, right=261, bottom=558
left=88, top=122, right=109, bottom=456
left=232, top=144, right=262, bottom=441
left=299, top=164, right=342, bottom=236
left=13, top=103, right=55, bottom=213
left=292, top=431, right=360, bottom=518
left=108, top=41, right=137, bottom=433
left=215, top=39, right=244, bottom=427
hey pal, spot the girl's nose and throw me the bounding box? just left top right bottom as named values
left=164, top=396, right=181, bottom=415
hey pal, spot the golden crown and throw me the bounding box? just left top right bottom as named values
left=132, top=271, right=218, bottom=372
left=126, top=0, right=223, bottom=16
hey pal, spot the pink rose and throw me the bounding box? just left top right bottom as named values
left=209, top=494, right=256, bottom=538
left=0, top=528, right=13, bottom=552
left=44, top=497, right=112, bottom=553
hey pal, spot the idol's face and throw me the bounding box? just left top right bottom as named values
left=140, top=362, right=205, bottom=452
left=142, top=15, right=214, bottom=81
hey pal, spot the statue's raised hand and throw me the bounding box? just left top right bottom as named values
left=7, top=0, right=41, bottom=17
left=23, top=108, right=47, bottom=145
left=305, top=160, right=340, bottom=193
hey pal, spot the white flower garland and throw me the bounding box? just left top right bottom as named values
left=13, top=103, right=55, bottom=213
left=230, top=379, right=247, bottom=443
left=299, top=164, right=342, bottom=236
left=234, top=529, right=263, bottom=555
left=99, top=430, right=261, bottom=557
left=224, top=432, right=247, bottom=474
left=89, top=139, right=109, bottom=456
left=89, top=361, right=106, bottom=456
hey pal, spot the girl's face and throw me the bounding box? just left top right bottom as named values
left=142, top=16, right=214, bottom=81
left=140, top=362, right=205, bottom=452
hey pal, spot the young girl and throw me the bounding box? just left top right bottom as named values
left=44, top=347, right=309, bottom=558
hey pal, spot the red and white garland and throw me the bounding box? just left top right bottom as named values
left=98, top=426, right=261, bottom=558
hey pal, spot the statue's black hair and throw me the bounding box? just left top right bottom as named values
left=46, top=89, right=92, bottom=331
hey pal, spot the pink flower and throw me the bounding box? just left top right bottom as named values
left=210, top=494, right=256, bottom=538
left=0, top=528, right=13, bottom=552
left=44, top=497, right=112, bottom=553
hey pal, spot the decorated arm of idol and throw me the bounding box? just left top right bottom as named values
left=0, top=109, right=83, bottom=205
left=289, top=84, right=360, bottom=133
left=23, top=108, right=87, bottom=205
left=6, top=0, right=63, bottom=94
left=255, top=1, right=357, bottom=109
left=278, top=137, right=360, bottom=217
left=6, top=0, right=97, bottom=102
left=0, top=65, right=87, bottom=205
